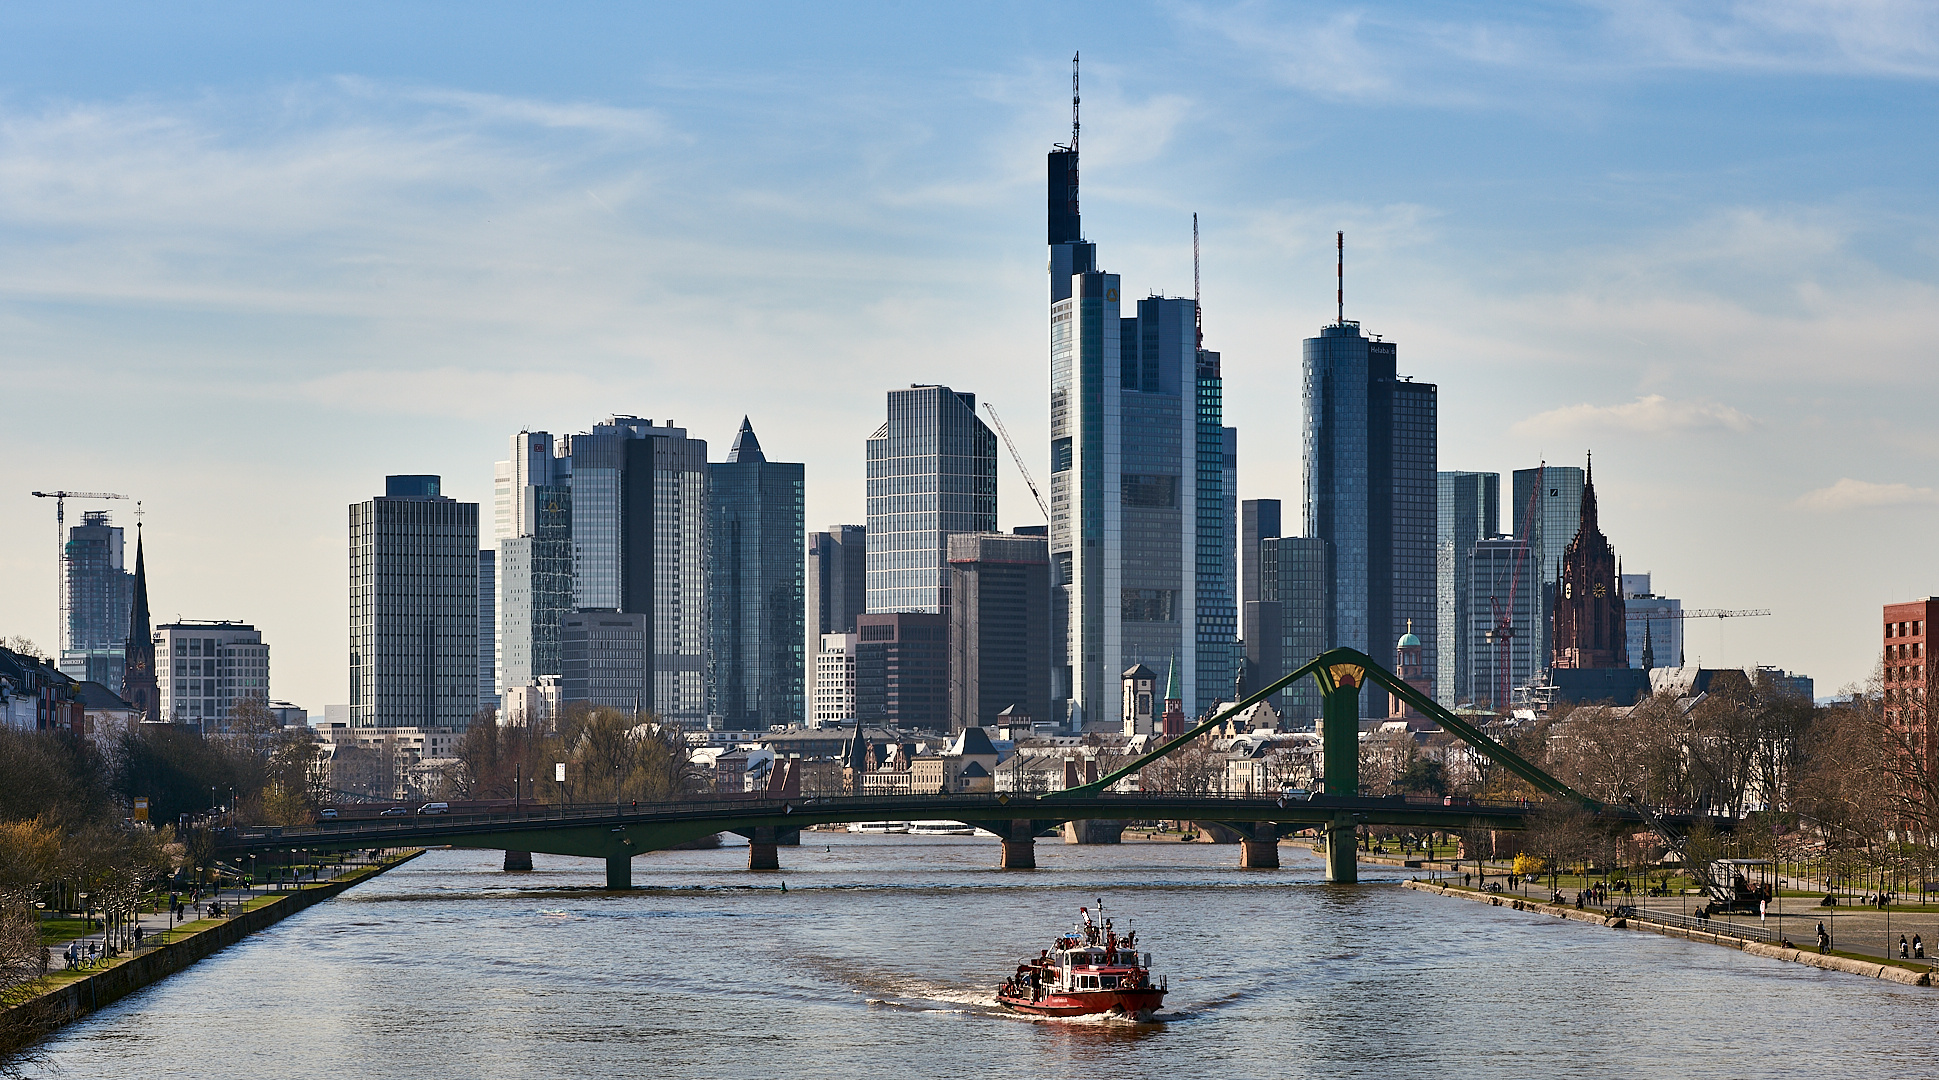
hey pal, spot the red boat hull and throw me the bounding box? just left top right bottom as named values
left=997, top=988, right=1165, bottom=1019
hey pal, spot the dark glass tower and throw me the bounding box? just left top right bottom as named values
left=1436, top=471, right=1499, bottom=705
left=1303, top=320, right=1437, bottom=715
left=864, top=386, right=997, bottom=616
left=707, top=418, right=806, bottom=729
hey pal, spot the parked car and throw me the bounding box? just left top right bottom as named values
left=417, top=802, right=450, bottom=815
left=318, top=808, right=339, bottom=820
left=379, top=807, right=408, bottom=817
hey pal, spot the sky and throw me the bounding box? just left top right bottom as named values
left=4, top=1, right=1937, bottom=712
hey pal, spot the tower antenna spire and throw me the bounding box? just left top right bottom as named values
left=1336, top=231, right=1344, bottom=325
left=1071, top=52, right=1080, bottom=154
left=1193, top=213, right=1203, bottom=350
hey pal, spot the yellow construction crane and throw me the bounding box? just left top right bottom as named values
left=30, top=490, right=129, bottom=656
left=982, top=403, right=1049, bottom=522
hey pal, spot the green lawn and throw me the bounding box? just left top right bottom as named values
left=37, top=918, right=92, bottom=945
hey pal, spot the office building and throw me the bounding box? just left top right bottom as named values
left=1046, top=133, right=1235, bottom=727
left=157, top=621, right=270, bottom=733
left=1437, top=471, right=1500, bottom=705
left=565, top=417, right=710, bottom=727
left=806, top=525, right=866, bottom=722
left=947, top=532, right=1051, bottom=731
left=560, top=610, right=648, bottom=712
left=865, top=385, right=997, bottom=616
left=707, top=418, right=805, bottom=730
left=1465, top=539, right=1540, bottom=711
left=1622, top=573, right=1684, bottom=670
left=1551, top=461, right=1627, bottom=670
left=812, top=632, right=858, bottom=727
left=1512, top=464, right=1586, bottom=662
left=478, top=548, right=495, bottom=713
left=348, top=475, right=480, bottom=731
left=854, top=612, right=948, bottom=728
left=494, top=431, right=573, bottom=696
left=59, top=511, right=134, bottom=687
left=1302, top=289, right=1437, bottom=715
left=1261, top=535, right=1333, bottom=724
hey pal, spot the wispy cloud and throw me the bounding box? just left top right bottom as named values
left=1513, top=394, right=1754, bottom=437
left=1600, top=0, right=1939, bottom=78
left=1795, top=477, right=1939, bottom=511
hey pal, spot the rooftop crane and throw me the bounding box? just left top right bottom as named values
left=1623, top=608, right=1772, bottom=621
left=31, top=490, right=129, bottom=657
left=982, top=403, right=1049, bottom=522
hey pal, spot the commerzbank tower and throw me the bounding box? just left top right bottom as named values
left=1046, top=60, right=1236, bottom=731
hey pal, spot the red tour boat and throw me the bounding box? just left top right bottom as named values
left=997, top=902, right=1167, bottom=1020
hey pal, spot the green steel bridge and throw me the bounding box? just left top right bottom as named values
left=220, top=648, right=1711, bottom=888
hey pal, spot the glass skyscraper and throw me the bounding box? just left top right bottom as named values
left=864, top=386, right=997, bottom=616
left=495, top=431, right=573, bottom=698
left=1512, top=464, right=1586, bottom=664
left=59, top=510, right=134, bottom=687
left=1046, top=143, right=1235, bottom=728
left=1466, top=538, right=1541, bottom=711
left=1303, top=321, right=1437, bottom=715
left=707, top=418, right=805, bottom=730
left=1436, top=471, right=1499, bottom=705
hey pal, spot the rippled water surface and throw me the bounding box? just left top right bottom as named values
left=27, top=836, right=1939, bottom=1078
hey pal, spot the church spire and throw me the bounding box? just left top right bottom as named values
left=121, top=524, right=159, bottom=720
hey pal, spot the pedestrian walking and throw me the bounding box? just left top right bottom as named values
left=1900, top=935, right=1910, bottom=959
left=1915, top=934, right=1925, bottom=959
left=1818, top=930, right=1831, bottom=955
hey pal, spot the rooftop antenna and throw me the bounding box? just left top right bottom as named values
left=1071, top=52, right=1080, bottom=154
left=1336, top=231, right=1345, bottom=325
left=1193, top=213, right=1203, bottom=350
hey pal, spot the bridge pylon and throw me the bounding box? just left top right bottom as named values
left=1316, top=659, right=1365, bottom=884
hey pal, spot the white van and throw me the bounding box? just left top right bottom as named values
left=417, top=802, right=450, bottom=815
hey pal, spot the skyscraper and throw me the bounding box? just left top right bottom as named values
left=1512, top=464, right=1586, bottom=664
left=947, top=531, right=1051, bottom=731
left=1046, top=132, right=1234, bottom=727
left=1466, top=538, right=1540, bottom=711
left=805, top=525, right=866, bottom=723
left=854, top=611, right=949, bottom=728
left=1262, top=534, right=1333, bottom=723
left=1302, top=267, right=1437, bottom=715
left=1436, top=471, right=1500, bottom=705
left=59, top=511, right=134, bottom=687
left=707, top=417, right=805, bottom=730
left=495, top=431, right=573, bottom=696
left=560, top=610, right=647, bottom=711
left=348, top=475, right=479, bottom=731
left=864, top=385, right=997, bottom=616
left=565, top=417, right=710, bottom=727
left=477, top=548, right=496, bottom=713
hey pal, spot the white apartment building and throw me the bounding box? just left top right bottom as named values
left=156, top=621, right=269, bottom=733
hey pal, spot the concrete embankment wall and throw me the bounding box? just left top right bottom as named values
left=1403, top=879, right=1932, bottom=987
left=9, top=850, right=423, bottom=1036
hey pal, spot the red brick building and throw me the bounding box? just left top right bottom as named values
left=1883, top=598, right=1937, bottom=785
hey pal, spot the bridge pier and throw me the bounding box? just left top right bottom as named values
left=605, top=855, right=632, bottom=890
left=1240, top=839, right=1279, bottom=869
left=1062, top=819, right=1125, bottom=844
left=503, top=850, right=533, bottom=871
left=741, top=826, right=791, bottom=870
left=1324, top=814, right=1357, bottom=884
left=1000, top=840, right=1036, bottom=869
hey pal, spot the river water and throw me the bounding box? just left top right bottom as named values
left=26, top=835, right=1939, bottom=1079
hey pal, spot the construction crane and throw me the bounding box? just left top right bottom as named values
left=982, top=403, right=1049, bottom=522
left=1623, top=608, right=1772, bottom=621
left=30, top=490, right=128, bottom=657
left=1486, top=464, right=1545, bottom=715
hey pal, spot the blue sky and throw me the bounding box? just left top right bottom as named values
left=5, top=1, right=1937, bottom=711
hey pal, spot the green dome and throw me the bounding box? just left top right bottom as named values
left=1398, top=631, right=1421, bottom=648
